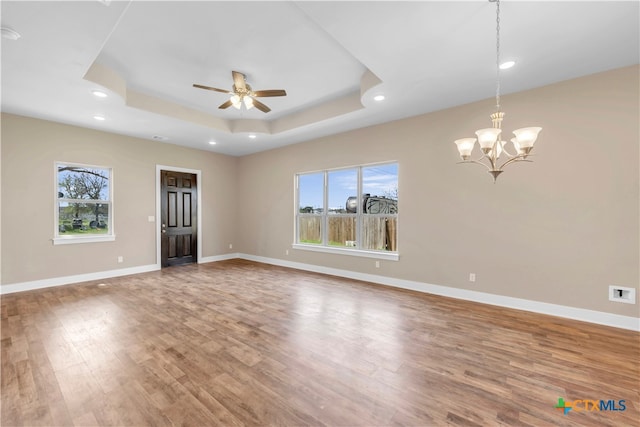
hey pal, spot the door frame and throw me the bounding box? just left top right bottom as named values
left=155, top=164, right=202, bottom=268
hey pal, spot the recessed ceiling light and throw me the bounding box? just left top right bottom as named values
left=248, top=134, right=257, bottom=139
left=374, top=95, right=385, bottom=102
left=1, top=27, right=21, bottom=41
left=93, top=115, right=105, bottom=121
left=92, top=90, right=108, bottom=98
left=209, top=140, right=217, bottom=145
left=499, top=60, right=516, bottom=70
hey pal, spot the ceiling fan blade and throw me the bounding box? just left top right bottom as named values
left=252, top=98, right=271, bottom=113
left=218, top=99, right=233, bottom=109
left=252, top=89, right=287, bottom=97
left=193, top=84, right=230, bottom=94
left=232, top=71, right=246, bottom=91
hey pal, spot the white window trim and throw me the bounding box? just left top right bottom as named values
left=292, top=243, right=399, bottom=261
left=53, top=162, right=114, bottom=245
left=53, top=235, right=116, bottom=245
left=294, top=161, right=399, bottom=260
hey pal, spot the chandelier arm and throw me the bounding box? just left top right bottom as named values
left=488, top=154, right=499, bottom=171
left=457, top=159, right=496, bottom=172
left=458, top=150, right=492, bottom=164
left=498, top=156, right=533, bottom=170
left=500, top=144, right=517, bottom=158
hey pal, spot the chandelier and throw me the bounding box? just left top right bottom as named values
left=454, top=0, right=542, bottom=182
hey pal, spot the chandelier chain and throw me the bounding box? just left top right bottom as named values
left=495, top=0, right=501, bottom=111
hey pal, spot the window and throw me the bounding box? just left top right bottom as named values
left=295, top=162, right=398, bottom=260
left=54, top=162, right=114, bottom=244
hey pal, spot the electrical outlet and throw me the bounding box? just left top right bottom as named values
left=469, top=273, right=476, bottom=282
left=229, top=243, right=233, bottom=249
left=375, top=261, right=380, bottom=268
left=609, top=285, right=636, bottom=304
left=117, top=256, right=123, bottom=263
left=286, top=249, right=289, bottom=255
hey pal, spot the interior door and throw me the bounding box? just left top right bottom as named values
left=161, top=170, right=197, bottom=267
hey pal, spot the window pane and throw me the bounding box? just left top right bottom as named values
left=361, top=216, right=397, bottom=251
left=58, top=165, right=110, bottom=201
left=328, top=169, right=357, bottom=214
left=295, top=162, right=398, bottom=254
left=298, top=216, right=322, bottom=244
left=328, top=216, right=356, bottom=247
left=58, top=202, right=109, bottom=235
left=362, top=164, right=398, bottom=213
left=298, top=173, right=324, bottom=213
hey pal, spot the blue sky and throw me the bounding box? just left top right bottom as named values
left=299, top=163, right=398, bottom=210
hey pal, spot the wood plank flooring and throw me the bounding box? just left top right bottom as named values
left=1, top=259, right=638, bottom=426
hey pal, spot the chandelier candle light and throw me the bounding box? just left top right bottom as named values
left=453, top=0, right=542, bottom=182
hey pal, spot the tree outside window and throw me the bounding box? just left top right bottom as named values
left=56, top=163, right=113, bottom=241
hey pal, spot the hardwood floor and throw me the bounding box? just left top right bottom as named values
left=2, top=259, right=638, bottom=426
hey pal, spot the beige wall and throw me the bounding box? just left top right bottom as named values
left=236, top=65, right=639, bottom=317
left=1, top=66, right=638, bottom=319
left=1, top=114, right=237, bottom=284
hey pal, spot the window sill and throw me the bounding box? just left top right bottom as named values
left=292, top=243, right=399, bottom=261
left=53, top=235, right=115, bottom=245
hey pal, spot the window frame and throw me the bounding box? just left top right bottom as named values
left=293, top=162, right=399, bottom=261
left=53, top=161, right=115, bottom=245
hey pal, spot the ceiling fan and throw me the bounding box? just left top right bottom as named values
left=193, top=71, right=287, bottom=113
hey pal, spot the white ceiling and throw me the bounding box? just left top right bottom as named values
left=1, top=1, right=638, bottom=156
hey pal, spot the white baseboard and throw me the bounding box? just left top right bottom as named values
left=200, top=253, right=240, bottom=264
left=238, top=253, right=640, bottom=332
left=3, top=253, right=637, bottom=332
left=0, top=254, right=240, bottom=295
left=0, top=264, right=160, bottom=295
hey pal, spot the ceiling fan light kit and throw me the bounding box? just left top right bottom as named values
left=193, top=71, right=287, bottom=113
left=453, top=0, right=542, bottom=182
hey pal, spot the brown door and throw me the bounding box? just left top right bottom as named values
left=161, top=170, right=197, bottom=267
